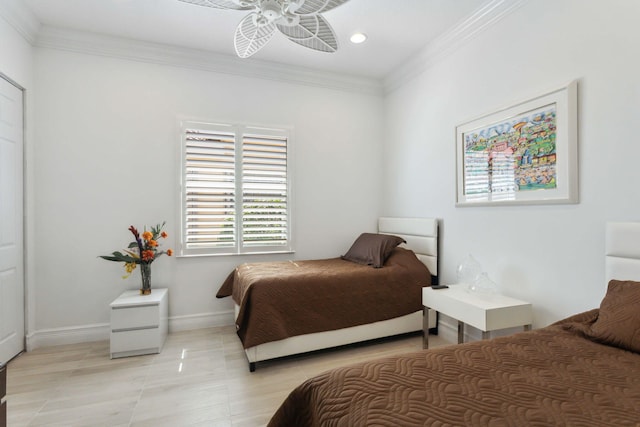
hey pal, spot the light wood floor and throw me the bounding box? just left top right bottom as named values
left=6, top=326, right=452, bottom=427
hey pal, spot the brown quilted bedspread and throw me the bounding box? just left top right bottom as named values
left=268, top=310, right=640, bottom=426
left=216, top=248, right=430, bottom=349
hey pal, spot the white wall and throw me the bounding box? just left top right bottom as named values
left=384, top=0, right=640, bottom=327
left=32, top=48, right=384, bottom=337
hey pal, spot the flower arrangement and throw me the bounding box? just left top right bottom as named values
left=100, top=222, right=172, bottom=295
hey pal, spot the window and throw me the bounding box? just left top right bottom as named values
left=179, top=121, right=291, bottom=256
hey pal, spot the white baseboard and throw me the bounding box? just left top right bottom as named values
left=436, top=316, right=459, bottom=344
left=437, top=314, right=484, bottom=344
left=27, top=311, right=521, bottom=352
left=436, top=314, right=519, bottom=344
left=26, top=323, right=111, bottom=351
left=168, top=310, right=234, bottom=332
left=26, top=310, right=235, bottom=351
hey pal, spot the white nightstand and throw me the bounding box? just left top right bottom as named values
left=110, top=288, right=168, bottom=359
left=422, top=285, right=532, bottom=349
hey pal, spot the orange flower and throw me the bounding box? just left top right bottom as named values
left=101, top=223, right=172, bottom=280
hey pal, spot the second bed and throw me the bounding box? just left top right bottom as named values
left=217, top=217, right=439, bottom=371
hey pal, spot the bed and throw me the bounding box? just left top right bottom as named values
left=267, top=222, right=640, bottom=426
left=217, top=217, right=439, bottom=371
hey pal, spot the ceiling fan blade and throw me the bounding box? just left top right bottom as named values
left=177, top=0, right=255, bottom=10
left=234, top=14, right=276, bottom=58
left=293, top=0, right=350, bottom=15
left=277, top=14, right=338, bottom=53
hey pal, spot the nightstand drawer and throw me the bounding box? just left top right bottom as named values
left=111, top=328, right=161, bottom=354
left=111, top=304, right=159, bottom=330
left=109, top=289, right=168, bottom=358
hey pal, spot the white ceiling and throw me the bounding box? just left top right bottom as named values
left=23, top=0, right=489, bottom=80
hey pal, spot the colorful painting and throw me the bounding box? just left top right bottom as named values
left=463, top=104, right=557, bottom=198
left=455, top=80, right=578, bottom=206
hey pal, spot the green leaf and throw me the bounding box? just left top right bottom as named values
left=100, top=251, right=138, bottom=263
left=99, top=255, right=122, bottom=262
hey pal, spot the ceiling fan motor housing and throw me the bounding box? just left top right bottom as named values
left=261, top=0, right=282, bottom=21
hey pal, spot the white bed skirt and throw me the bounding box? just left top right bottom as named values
left=237, top=304, right=437, bottom=365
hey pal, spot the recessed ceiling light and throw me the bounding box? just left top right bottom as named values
left=350, top=32, right=368, bottom=44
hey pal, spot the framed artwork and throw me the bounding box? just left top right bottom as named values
left=456, top=80, right=578, bottom=206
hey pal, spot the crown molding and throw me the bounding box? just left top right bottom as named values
left=9, top=0, right=527, bottom=97
left=384, top=0, right=530, bottom=94
left=0, top=0, right=40, bottom=44
left=34, top=25, right=384, bottom=96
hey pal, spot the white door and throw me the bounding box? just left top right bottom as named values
left=0, top=75, right=25, bottom=364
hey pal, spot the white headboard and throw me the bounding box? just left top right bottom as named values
left=605, top=222, right=640, bottom=290
left=378, top=217, right=439, bottom=284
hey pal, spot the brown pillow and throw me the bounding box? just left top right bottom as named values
left=341, top=233, right=406, bottom=268
left=588, top=280, right=640, bottom=353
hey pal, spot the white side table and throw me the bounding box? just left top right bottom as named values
left=110, top=288, right=168, bottom=359
left=422, top=285, right=532, bottom=349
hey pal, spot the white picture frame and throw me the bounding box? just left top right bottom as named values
left=456, top=80, right=578, bottom=207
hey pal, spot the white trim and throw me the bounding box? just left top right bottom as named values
left=436, top=315, right=460, bottom=344
left=0, top=1, right=524, bottom=96
left=34, top=25, right=383, bottom=96
left=169, top=310, right=234, bottom=332
left=26, top=310, right=235, bottom=350
left=384, top=0, right=529, bottom=94
left=26, top=323, right=110, bottom=351
left=0, top=0, right=40, bottom=44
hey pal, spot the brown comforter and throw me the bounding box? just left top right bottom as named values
left=217, top=247, right=430, bottom=349
left=268, top=310, right=640, bottom=426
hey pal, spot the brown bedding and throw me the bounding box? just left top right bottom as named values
left=268, top=309, right=640, bottom=426
left=216, top=247, right=430, bottom=349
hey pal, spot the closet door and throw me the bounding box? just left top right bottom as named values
left=0, top=75, right=25, bottom=364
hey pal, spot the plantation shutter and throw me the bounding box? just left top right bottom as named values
left=241, top=131, right=288, bottom=248
left=183, top=123, right=237, bottom=252
left=181, top=121, right=291, bottom=256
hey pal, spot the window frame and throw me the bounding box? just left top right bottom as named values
left=178, top=119, right=293, bottom=257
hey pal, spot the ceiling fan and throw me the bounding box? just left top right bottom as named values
left=178, top=0, right=351, bottom=58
